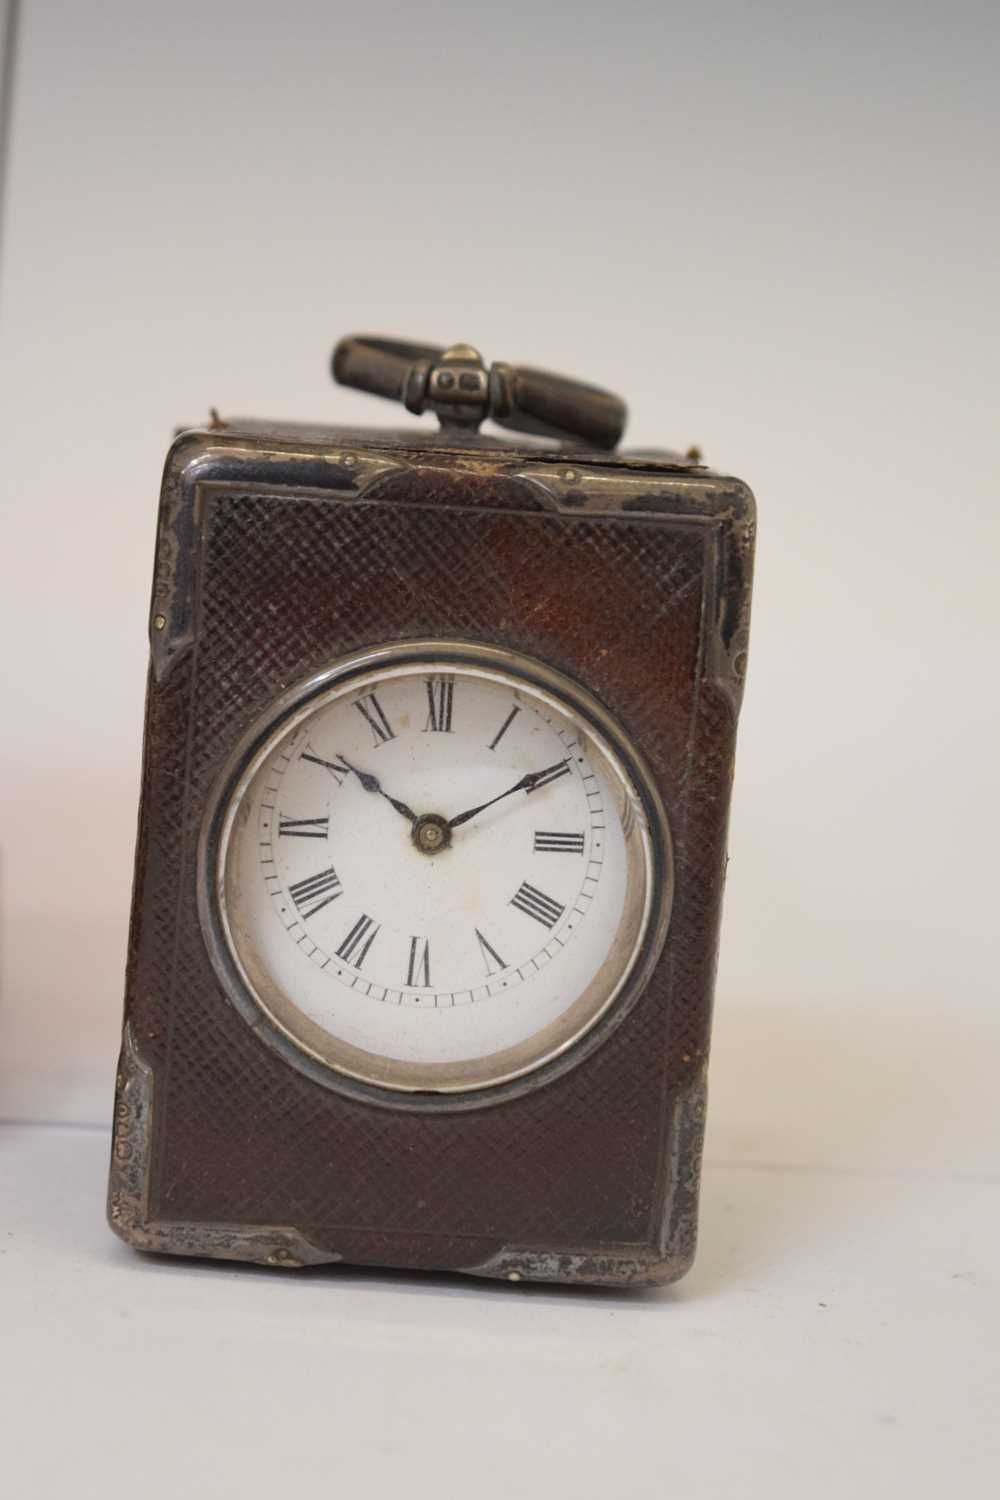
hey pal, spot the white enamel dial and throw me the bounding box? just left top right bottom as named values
left=215, top=647, right=662, bottom=1095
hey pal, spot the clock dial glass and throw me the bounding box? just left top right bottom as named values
left=215, top=647, right=664, bottom=1095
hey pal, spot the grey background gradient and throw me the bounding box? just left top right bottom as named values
left=3, top=0, right=997, bottom=1138
left=0, top=3, right=998, bottom=1491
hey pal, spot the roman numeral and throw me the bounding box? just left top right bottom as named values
left=353, top=692, right=395, bottom=747
left=278, top=814, right=329, bottom=839
left=336, top=913, right=380, bottom=968
left=487, top=704, right=521, bottom=751
left=525, top=761, right=571, bottom=793
left=533, top=830, right=585, bottom=854
left=406, top=936, right=431, bottom=987
left=288, top=866, right=342, bottom=919
left=301, top=748, right=352, bottom=785
left=475, top=928, right=507, bottom=977
left=510, top=881, right=565, bottom=929
left=423, top=677, right=454, bottom=733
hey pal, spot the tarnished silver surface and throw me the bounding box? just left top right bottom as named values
left=460, top=1074, right=706, bottom=1286
left=107, top=1022, right=342, bottom=1269
left=333, top=334, right=627, bottom=449
left=148, top=425, right=753, bottom=717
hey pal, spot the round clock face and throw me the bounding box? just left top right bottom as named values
left=211, top=644, right=667, bottom=1098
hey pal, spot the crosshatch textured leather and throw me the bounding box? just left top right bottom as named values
left=108, top=423, right=755, bottom=1285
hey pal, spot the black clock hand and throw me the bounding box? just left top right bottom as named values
left=339, top=756, right=418, bottom=825
left=448, top=758, right=571, bottom=830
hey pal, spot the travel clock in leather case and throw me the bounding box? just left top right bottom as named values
left=108, top=336, right=756, bottom=1286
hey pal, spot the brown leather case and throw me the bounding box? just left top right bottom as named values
left=108, top=421, right=755, bottom=1286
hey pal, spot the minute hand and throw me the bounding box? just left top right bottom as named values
left=448, top=759, right=570, bottom=830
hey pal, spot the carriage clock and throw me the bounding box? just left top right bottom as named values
left=108, top=336, right=756, bottom=1286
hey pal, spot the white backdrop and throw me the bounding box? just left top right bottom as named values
left=2, top=5, right=998, bottom=1497
left=3, top=1, right=997, bottom=1161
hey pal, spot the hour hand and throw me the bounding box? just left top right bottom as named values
left=340, top=756, right=418, bottom=824
left=448, top=758, right=571, bottom=830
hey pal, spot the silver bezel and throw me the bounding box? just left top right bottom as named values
left=198, top=640, right=673, bottom=1112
